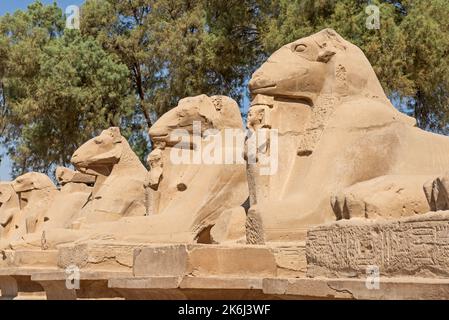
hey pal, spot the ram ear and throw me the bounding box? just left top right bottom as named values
left=317, top=49, right=336, bottom=63
left=108, top=127, right=122, bottom=143
left=0, top=185, right=12, bottom=203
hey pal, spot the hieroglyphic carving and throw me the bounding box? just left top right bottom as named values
left=307, top=211, right=449, bottom=278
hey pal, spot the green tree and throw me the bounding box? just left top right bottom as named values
left=0, top=1, right=135, bottom=176
left=80, top=0, right=265, bottom=122
left=0, top=35, right=8, bottom=138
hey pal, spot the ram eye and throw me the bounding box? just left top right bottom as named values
left=294, top=44, right=307, bottom=52
left=177, top=110, right=186, bottom=118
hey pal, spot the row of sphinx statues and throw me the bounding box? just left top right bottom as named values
left=2, top=28, right=449, bottom=250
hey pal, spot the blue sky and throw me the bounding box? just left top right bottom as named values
left=0, top=1, right=85, bottom=180
left=0, top=0, right=85, bottom=16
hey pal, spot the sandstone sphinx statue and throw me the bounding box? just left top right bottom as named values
left=82, top=94, right=248, bottom=244
left=0, top=173, right=57, bottom=247
left=70, top=127, right=148, bottom=224
left=145, top=94, right=248, bottom=240
left=4, top=128, right=149, bottom=249
left=0, top=168, right=97, bottom=249
left=9, top=95, right=248, bottom=249
left=246, top=28, right=449, bottom=242
left=0, top=183, right=20, bottom=239
left=36, top=167, right=95, bottom=231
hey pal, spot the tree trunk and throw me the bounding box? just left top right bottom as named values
left=134, top=64, right=152, bottom=128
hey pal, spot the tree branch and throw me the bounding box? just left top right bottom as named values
left=133, top=63, right=152, bottom=128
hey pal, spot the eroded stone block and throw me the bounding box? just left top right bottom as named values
left=0, top=250, right=58, bottom=269
left=188, top=245, right=277, bottom=277
left=58, top=241, right=143, bottom=271
left=133, top=245, right=189, bottom=277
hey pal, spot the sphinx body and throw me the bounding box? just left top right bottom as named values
left=246, top=28, right=449, bottom=242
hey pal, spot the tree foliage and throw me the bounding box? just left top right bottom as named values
left=0, top=0, right=448, bottom=176
left=0, top=2, right=134, bottom=175
left=80, top=0, right=265, bottom=122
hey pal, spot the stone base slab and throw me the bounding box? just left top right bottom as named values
left=57, top=241, right=149, bottom=271
left=3, top=236, right=449, bottom=299
left=263, top=277, right=449, bottom=300
left=132, top=242, right=306, bottom=278
left=2, top=269, right=449, bottom=299
left=0, top=250, right=58, bottom=268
